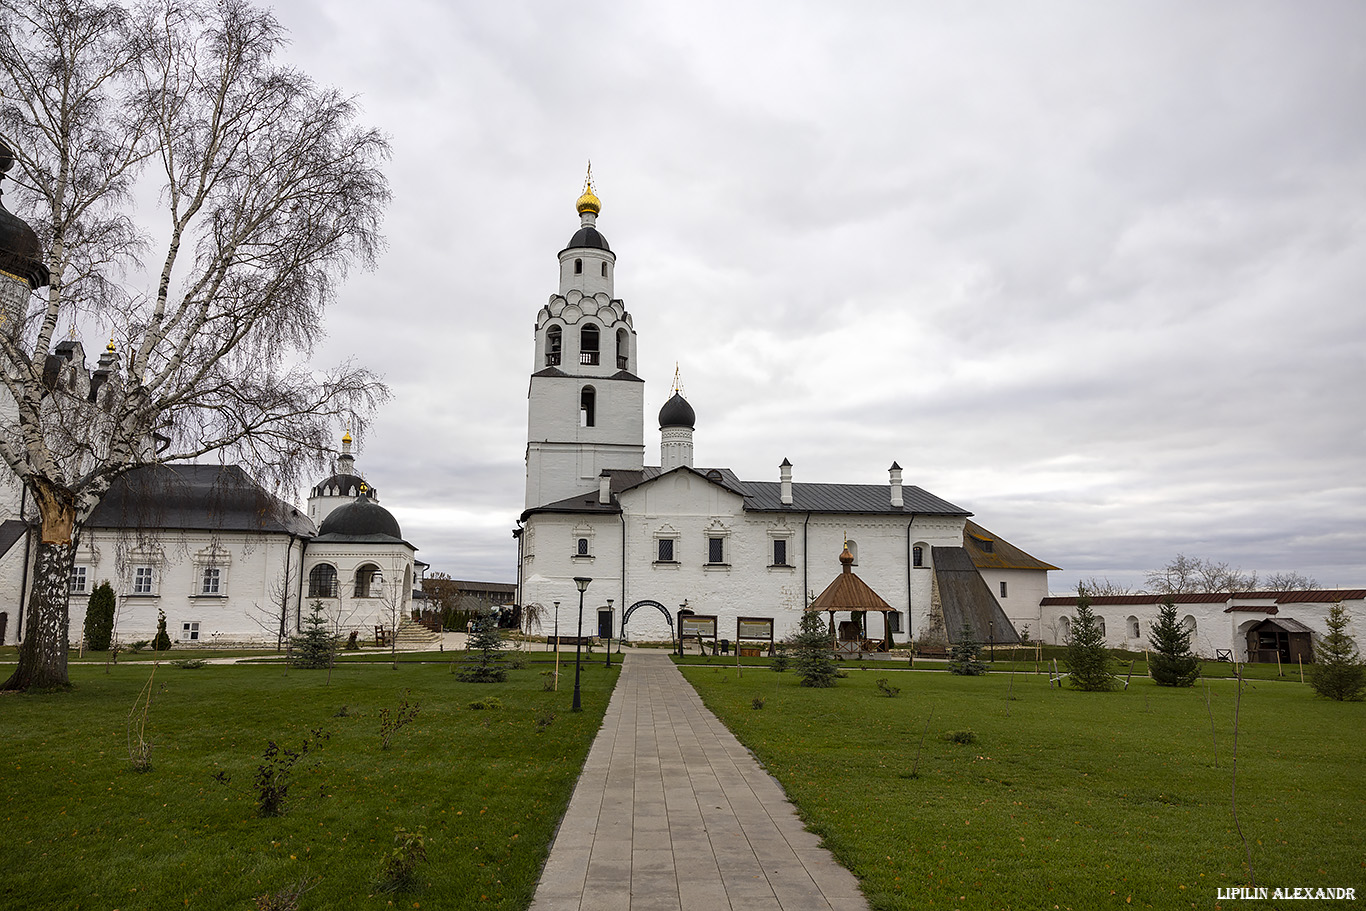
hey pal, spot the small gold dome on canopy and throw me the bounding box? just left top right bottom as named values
left=576, top=162, right=601, bottom=215
left=342, top=426, right=353, bottom=445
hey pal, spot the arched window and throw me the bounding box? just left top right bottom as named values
left=1181, top=615, right=1197, bottom=636
left=546, top=325, right=562, bottom=366
left=912, top=544, right=926, bottom=567
left=577, top=537, right=589, bottom=556
left=1096, top=617, right=1107, bottom=639
left=601, top=261, right=608, bottom=277
left=1058, top=615, right=1071, bottom=642
left=1127, top=616, right=1140, bottom=639
left=580, top=324, right=599, bottom=365
left=845, top=539, right=858, bottom=565
left=580, top=386, right=596, bottom=427
left=308, top=564, right=337, bottom=598
left=574, top=258, right=582, bottom=274
left=616, top=328, right=629, bottom=369
left=354, top=564, right=383, bottom=598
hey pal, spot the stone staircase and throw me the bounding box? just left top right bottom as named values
left=392, top=616, right=443, bottom=648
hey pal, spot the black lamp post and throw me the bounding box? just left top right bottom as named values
left=552, top=601, right=561, bottom=690
left=571, top=577, right=591, bottom=712
left=604, top=599, right=613, bottom=667
left=989, top=620, right=995, bottom=662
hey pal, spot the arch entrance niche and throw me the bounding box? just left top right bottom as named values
left=621, top=600, right=675, bottom=645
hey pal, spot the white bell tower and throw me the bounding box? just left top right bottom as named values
left=525, top=167, right=644, bottom=509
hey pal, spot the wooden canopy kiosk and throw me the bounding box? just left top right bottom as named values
left=808, top=544, right=896, bottom=654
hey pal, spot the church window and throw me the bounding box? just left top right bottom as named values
left=1127, top=616, right=1140, bottom=639
left=1096, top=617, right=1106, bottom=639
left=707, top=536, right=725, bottom=565
left=601, top=261, right=608, bottom=277
left=580, top=324, right=600, bottom=365
left=577, top=537, right=589, bottom=556
left=616, top=328, right=629, bottom=369
left=308, top=564, right=338, bottom=598
left=888, top=612, right=903, bottom=634
left=656, top=538, right=676, bottom=563
left=772, top=539, right=787, bottom=566
left=580, top=386, right=596, bottom=427
left=355, top=564, right=383, bottom=598
left=182, top=621, right=200, bottom=641
left=1058, top=615, right=1071, bottom=641
left=999, top=580, right=1008, bottom=598
left=132, top=565, right=156, bottom=596
left=574, top=258, right=582, bottom=274
left=845, top=539, right=858, bottom=565
left=200, top=566, right=222, bottom=596
left=1181, top=615, right=1197, bottom=636
left=546, top=325, right=562, bottom=366
left=69, top=566, right=88, bottom=595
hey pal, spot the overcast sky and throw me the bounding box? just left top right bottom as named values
left=254, top=0, right=1364, bottom=593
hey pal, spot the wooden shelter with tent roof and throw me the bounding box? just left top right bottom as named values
left=808, top=544, right=898, bottom=654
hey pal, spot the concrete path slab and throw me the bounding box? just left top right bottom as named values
left=530, top=650, right=868, bottom=911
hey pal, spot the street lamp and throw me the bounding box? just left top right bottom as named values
left=552, top=601, right=561, bottom=690
left=604, top=599, right=614, bottom=667
left=571, top=577, right=591, bottom=712
left=989, top=620, right=995, bottom=662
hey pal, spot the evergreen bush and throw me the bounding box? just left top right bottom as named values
left=1310, top=602, right=1365, bottom=701
left=1064, top=596, right=1115, bottom=691
left=83, top=581, right=116, bottom=651
left=289, top=602, right=338, bottom=669
left=790, top=610, right=837, bottom=688
left=1148, top=598, right=1199, bottom=686
left=457, top=611, right=507, bottom=682
left=152, top=608, right=172, bottom=651
left=948, top=624, right=988, bottom=675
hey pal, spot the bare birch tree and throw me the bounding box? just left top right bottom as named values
left=0, top=0, right=389, bottom=690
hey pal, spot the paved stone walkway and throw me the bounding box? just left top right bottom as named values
left=529, top=650, right=868, bottom=911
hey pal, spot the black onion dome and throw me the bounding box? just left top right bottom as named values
left=564, top=226, right=611, bottom=252
left=658, top=392, right=695, bottom=429
left=0, top=150, right=50, bottom=290
left=311, top=473, right=375, bottom=499
left=318, top=495, right=402, bottom=540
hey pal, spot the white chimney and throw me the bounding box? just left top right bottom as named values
left=599, top=471, right=612, bottom=505
left=780, top=458, right=793, bottom=506
left=889, top=461, right=903, bottom=508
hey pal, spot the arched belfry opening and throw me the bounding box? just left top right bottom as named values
left=580, top=386, right=596, bottom=427
left=580, top=324, right=599, bottom=365
left=546, top=325, right=562, bottom=366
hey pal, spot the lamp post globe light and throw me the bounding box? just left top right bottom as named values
left=571, top=577, right=591, bottom=712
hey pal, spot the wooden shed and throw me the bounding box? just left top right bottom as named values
left=1245, top=617, right=1315, bottom=664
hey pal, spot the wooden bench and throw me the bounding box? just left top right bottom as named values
left=914, top=644, right=949, bottom=659
left=547, top=635, right=595, bottom=648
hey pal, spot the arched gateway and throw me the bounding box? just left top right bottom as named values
left=621, top=600, right=674, bottom=643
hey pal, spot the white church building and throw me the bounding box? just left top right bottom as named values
left=515, top=178, right=1053, bottom=648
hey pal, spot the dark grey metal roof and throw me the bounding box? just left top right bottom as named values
left=316, top=495, right=406, bottom=544
left=740, top=480, right=970, bottom=516
left=563, top=226, right=611, bottom=252
left=932, top=546, right=1021, bottom=644
left=87, top=464, right=314, bottom=536
left=658, top=393, right=696, bottom=429
left=0, top=519, right=27, bottom=558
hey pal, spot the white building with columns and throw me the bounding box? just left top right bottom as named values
left=515, top=177, right=1049, bottom=647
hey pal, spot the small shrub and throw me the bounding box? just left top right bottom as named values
left=254, top=877, right=315, bottom=911
left=379, top=691, right=420, bottom=750
left=875, top=677, right=901, bottom=698
left=1065, top=596, right=1116, bottom=691
left=791, top=610, right=837, bottom=688
left=508, top=654, right=526, bottom=670
left=540, top=670, right=555, bottom=691
left=128, top=640, right=150, bottom=654
left=334, top=705, right=353, bottom=718
left=770, top=647, right=789, bottom=673
left=458, top=612, right=507, bottom=682
left=376, top=826, right=427, bottom=893
left=751, top=696, right=766, bottom=710
left=945, top=729, right=977, bottom=745
left=948, top=626, right=988, bottom=676
left=255, top=729, right=329, bottom=817
left=152, top=609, right=172, bottom=651
left=1311, top=602, right=1366, bottom=701
left=468, top=698, right=503, bottom=711
left=290, top=602, right=339, bottom=669
left=83, top=581, right=116, bottom=651
left=536, top=709, right=556, bottom=732
left=171, top=658, right=206, bottom=669
left=1149, top=598, right=1199, bottom=687
left=344, top=630, right=360, bottom=650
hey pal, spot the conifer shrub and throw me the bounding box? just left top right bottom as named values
left=457, top=611, right=507, bottom=682
left=790, top=610, right=837, bottom=688
left=152, top=608, right=172, bottom=651
left=948, top=625, right=988, bottom=676
left=1064, top=596, right=1116, bottom=691
left=290, top=601, right=338, bottom=669
left=1311, top=602, right=1366, bottom=701
left=1149, top=598, right=1200, bottom=687
left=82, top=581, right=116, bottom=651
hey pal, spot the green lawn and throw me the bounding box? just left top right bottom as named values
left=1, top=655, right=618, bottom=910
left=680, top=663, right=1365, bottom=911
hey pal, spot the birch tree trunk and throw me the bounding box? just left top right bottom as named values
left=4, top=484, right=76, bottom=690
